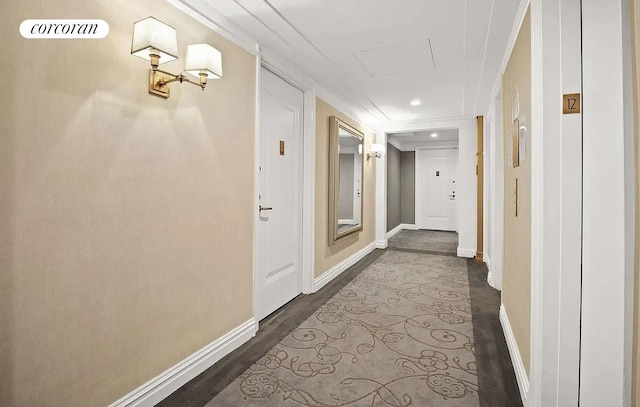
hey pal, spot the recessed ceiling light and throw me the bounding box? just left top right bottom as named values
left=430, top=133, right=438, bottom=138
left=410, top=99, right=421, bottom=106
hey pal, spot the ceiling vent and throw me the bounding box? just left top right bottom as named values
left=354, top=38, right=435, bottom=78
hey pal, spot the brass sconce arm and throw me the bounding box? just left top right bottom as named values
left=148, top=69, right=209, bottom=97
left=155, top=70, right=208, bottom=90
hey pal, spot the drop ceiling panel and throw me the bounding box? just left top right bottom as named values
left=354, top=39, right=434, bottom=78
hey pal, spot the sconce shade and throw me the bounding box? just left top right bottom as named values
left=371, top=143, right=385, bottom=154
left=131, top=17, right=178, bottom=63
left=184, top=44, right=222, bottom=79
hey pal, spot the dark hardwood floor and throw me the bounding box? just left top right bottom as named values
left=467, top=258, right=523, bottom=407
left=156, top=248, right=522, bottom=407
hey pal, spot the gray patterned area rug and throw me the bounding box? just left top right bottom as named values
left=209, top=250, right=478, bottom=407
left=388, top=230, right=458, bottom=254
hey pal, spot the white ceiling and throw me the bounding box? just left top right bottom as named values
left=388, top=128, right=459, bottom=151
left=182, top=0, right=522, bottom=128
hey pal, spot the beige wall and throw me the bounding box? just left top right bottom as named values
left=632, top=0, right=640, bottom=405
left=501, top=9, right=532, bottom=372
left=0, top=0, right=256, bottom=406
left=315, top=99, right=376, bottom=277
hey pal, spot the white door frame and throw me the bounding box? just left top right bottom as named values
left=528, top=0, right=616, bottom=405
left=579, top=0, right=635, bottom=405
left=485, top=87, right=504, bottom=291
left=529, top=0, right=635, bottom=405
left=530, top=0, right=583, bottom=404
left=253, top=50, right=316, bottom=329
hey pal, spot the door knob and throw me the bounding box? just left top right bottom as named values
left=259, top=205, right=273, bottom=212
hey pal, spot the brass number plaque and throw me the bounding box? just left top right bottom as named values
left=279, top=140, right=285, bottom=156
left=563, top=93, right=581, bottom=114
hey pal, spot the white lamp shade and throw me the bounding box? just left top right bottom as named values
left=371, top=143, right=385, bottom=154
left=131, top=17, right=178, bottom=63
left=184, top=44, right=222, bottom=79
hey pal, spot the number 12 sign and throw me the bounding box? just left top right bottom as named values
left=563, top=93, right=581, bottom=114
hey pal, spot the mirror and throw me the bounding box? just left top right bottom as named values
left=328, top=116, right=365, bottom=244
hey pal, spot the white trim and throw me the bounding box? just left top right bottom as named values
left=382, top=116, right=477, bottom=132
left=166, top=0, right=259, bottom=55
left=487, top=88, right=504, bottom=292
left=488, top=0, right=531, bottom=106
left=390, top=139, right=458, bottom=152
left=302, top=82, right=317, bottom=295
left=529, top=1, right=583, bottom=405
left=386, top=224, right=404, bottom=239
left=313, top=242, right=376, bottom=292
left=254, top=52, right=317, bottom=311
left=375, top=132, right=388, bottom=250
left=529, top=1, right=547, bottom=405
left=252, top=52, right=262, bottom=324
left=109, top=319, right=257, bottom=407
left=580, top=1, right=634, bottom=405
left=375, top=240, right=389, bottom=249
left=456, top=248, right=476, bottom=258
left=500, top=305, right=529, bottom=406
left=170, top=0, right=384, bottom=137
left=484, top=254, right=499, bottom=289
left=316, top=87, right=383, bottom=132
left=386, top=223, right=419, bottom=240
left=386, top=137, right=403, bottom=152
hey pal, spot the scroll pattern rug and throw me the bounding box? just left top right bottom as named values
left=209, top=250, right=478, bottom=407
left=388, top=230, right=458, bottom=254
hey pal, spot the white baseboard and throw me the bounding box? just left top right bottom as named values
left=375, top=239, right=388, bottom=249
left=485, top=255, right=494, bottom=286
left=313, top=242, right=376, bottom=292
left=457, top=247, right=476, bottom=258
left=386, top=224, right=404, bottom=239
left=385, top=223, right=418, bottom=239
left=109, top=318, right=257, bottom=407
left=499, top=305, right=529, bottom=406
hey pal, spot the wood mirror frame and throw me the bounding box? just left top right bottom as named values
left=328, top=116, right=365, bottom=245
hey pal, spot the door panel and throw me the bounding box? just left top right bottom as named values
left=256, top=68, right=304, bottom=321
left=416, top=148, right=458, bottom=231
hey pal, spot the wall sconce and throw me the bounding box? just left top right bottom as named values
left=368, top=143, right=385, bottom=159
left=131, top=17, right=222, bottom=99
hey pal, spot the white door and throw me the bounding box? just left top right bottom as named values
left=416, top=148, right=458, bottom=231
left=256, top=68, right=304, bottom=321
